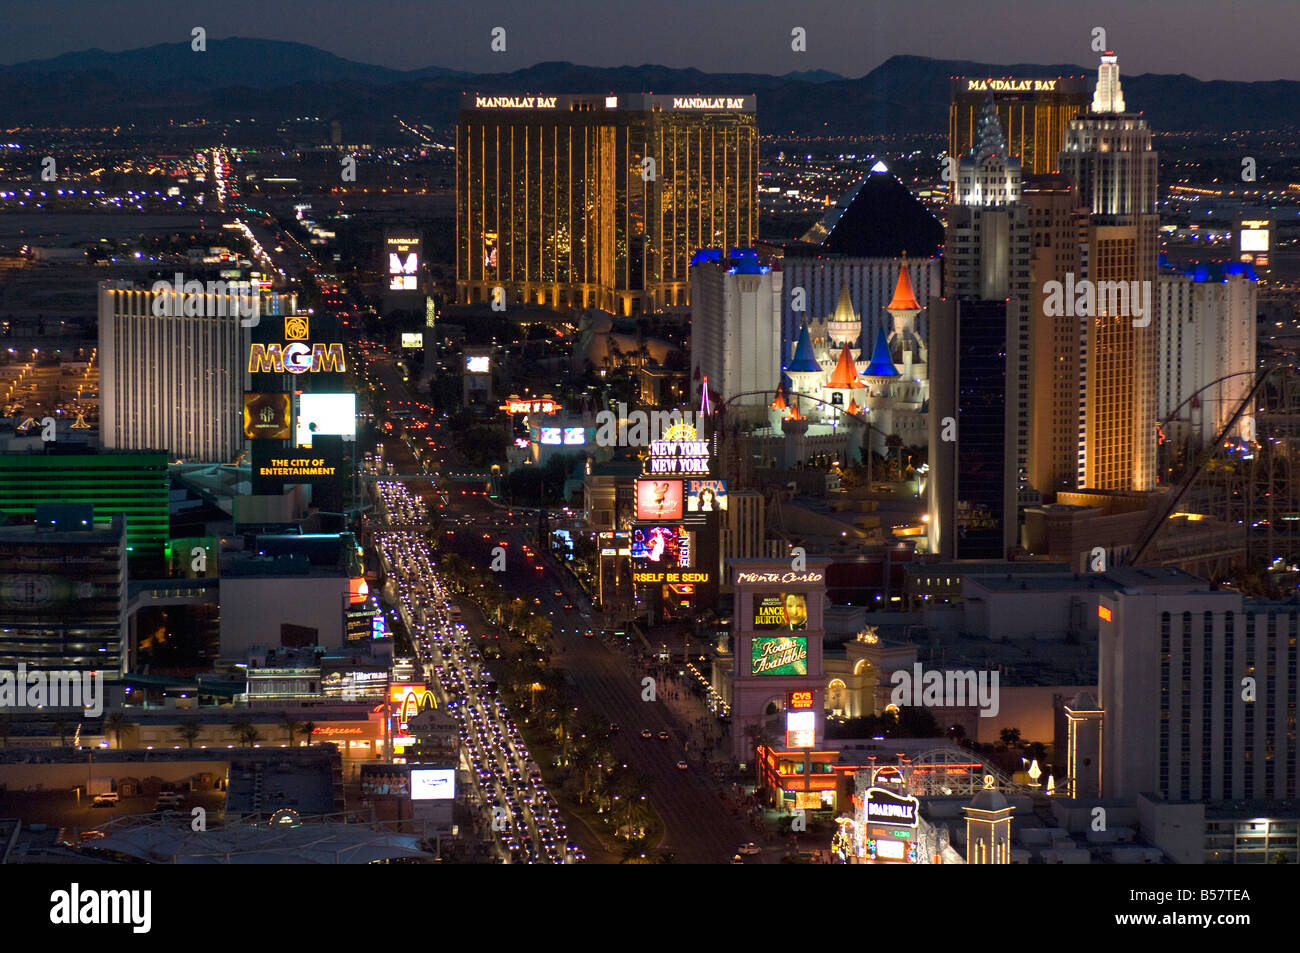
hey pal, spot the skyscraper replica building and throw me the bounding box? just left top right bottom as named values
left=457, top=93, right=757, bottom=316
left=1057, top=53, right=1159, bottom=492
left=929, top=100, right=1030, bottom=558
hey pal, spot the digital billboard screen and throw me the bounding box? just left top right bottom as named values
left=751, top=636, right=808, bottom=676
left=466, top=355, right=490, bottom=374
left=401, top=332, right=423, bottom=348
left=686, top=479, right=727, bottom=512
left=786, top=710, right=816, bottom=748
left=387, top=237, right=420, bottom=291
left=631, top=526, right=689, bottom=567
left=296, top=393, right=356, bottom=445
left=753, top=593, right=809, bottom=630
left=360, top=764, right=410, bottom=798
left=243, top=392, right=292, bottom=440
left=636, top=480, right=683, bottom=521
left=410, top=768, right=456, bottom=801
left=1240, top=228, right=1269, bottom=252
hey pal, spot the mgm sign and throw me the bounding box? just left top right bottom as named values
left=249, top=314, right=346, bottom=374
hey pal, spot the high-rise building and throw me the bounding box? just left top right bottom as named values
left=98, top=281, right=296, bottom=462
left=945, top=100, right=1032, bottom=498
left=927, top=298, right=1019, bottom=559
left=948, top=75, right=1089, bottom=188
left=0, top=451, right=169, bottom=564
left=1025, top=173, right=1086, bottom=495
left=689, top=249, right=783, bottom=412
left=457, top=93, right=757, bottom=315
left=1057, top=54, right=1159, bottom=492
left=0, top=510, right=127, bottom=677
left=1101, top=583, right=1299, bottom=810
left=929, top=102, right=1028, bottom=558
left=1156, top=265, right=1258, bottom=452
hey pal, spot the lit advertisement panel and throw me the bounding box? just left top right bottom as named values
left=1240, top=229, right=1269, bottom=252
left=786, top=710, right=816, bottom=748
left=243, top=392, right=291, bottom=440
left=252, top=443, right=343, bottom=487
left=539, top=427, right=562, bottom=445
left=563, top=427, right=586, bottom=445
left=411, top=768, right=456, bottom=801
left=401, top=332, right=423, bottom=348
left=754, top=593, right=809, bottom=630
left=686, top=479, right=727, bottom=512
left=296, top=393, right=357, bottom=445
left=387, top=236, right=420, bottom=291
left=390, top=682, right=435, bottom=734
left=751, top=636, right=808, bottom=676
left=636, top=480, right=683, bottom=521
left=361, top=763, right=410, bottom=798
left=466, top=355, right=490, bottom=373
left=631, top=525, right=688, bottom=567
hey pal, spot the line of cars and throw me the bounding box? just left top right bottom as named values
left=375, top=480, right=581, bottom=864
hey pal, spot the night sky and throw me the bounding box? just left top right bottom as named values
left=2, top=0, right=1294, bottom=81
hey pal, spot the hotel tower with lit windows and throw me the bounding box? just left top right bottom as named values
left=456, top=93, right=757, bottom=315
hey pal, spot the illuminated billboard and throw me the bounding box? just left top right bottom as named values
left=636, top=480, right=683, bottom=521
left=539, top=426, right=561, bottom=445
left=296, top=393, right=357, bottom=445
left=865, top=787, right=920, bottom=828
left=751, top=636, right=808, bottom=676
left=1240, top=229, right=1269, bottom=252
left=786, top=710, right=816, bottom=748
left=361, top=764, right=410, bottom=798
left=390, top=682, right=435, bottom=734
left=754, top=593, right=809, bottom=630
left=686, top=478, right=727, bottom=512
left=563, top=427, right=586, bottom=446
left=387, top=236, right=420, bottom=291
left=787, top=690, right=815, bottom=710
left=466, top=355, right=491, bottom=374
left=411, top=768, right=456, bottom=801
left=252, top=444, right=343, bottom=485
left=501, top=397, right=561, bottom=415
left=632, top=525, right=689, bottom=567
left=243, top=392, right=291, bottom=440
left=646, top=422, right=711, bottom=475
left=401, top=332, right=423, bottom=348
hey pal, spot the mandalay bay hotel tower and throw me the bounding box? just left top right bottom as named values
left=457, top=93, right=757, bottom=315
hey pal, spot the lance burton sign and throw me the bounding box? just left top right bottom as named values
left=735, top=571, right=824, bottom=585
left=751, top=636, right=808, bottom=676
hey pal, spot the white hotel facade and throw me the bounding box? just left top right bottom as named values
left=97, top=281, right=295, bottom=462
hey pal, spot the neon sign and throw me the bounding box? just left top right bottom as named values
left=248, top=342, right=346, bottom=374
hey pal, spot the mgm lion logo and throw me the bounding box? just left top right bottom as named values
left=284, top=314, right=310, bottom=341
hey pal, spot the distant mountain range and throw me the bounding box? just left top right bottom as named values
left=2, top=39, right=1296, bottom=137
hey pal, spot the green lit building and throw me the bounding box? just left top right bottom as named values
left=0, top=452, right=169, bottom=563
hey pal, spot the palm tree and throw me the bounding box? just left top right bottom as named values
left=52, top=718, right=71, bottom=747
left=302, top=722, right=317, bottom=747
left=175, top=718, right=203, bottom=748
left=0, top=713, right=12, bottom=747
left=229, top=717, right=260, bottom=747
left=104, top=712, right=132, bottom=749
left=281, top=715, right=303, bottom=747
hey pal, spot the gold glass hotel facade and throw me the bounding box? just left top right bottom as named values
left=949, top=77, right=1088, bottom=187
left=457, top=93, right=758, bottom=315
